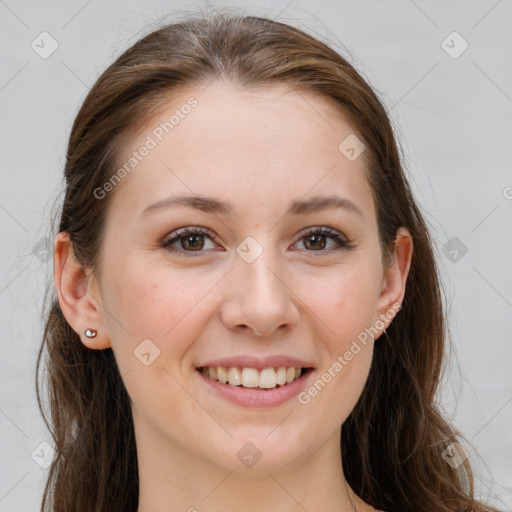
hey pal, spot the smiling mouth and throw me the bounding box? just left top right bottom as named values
left=197, top=366, right=313, bottom=390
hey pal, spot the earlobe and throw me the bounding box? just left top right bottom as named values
left=53, top=232, right=111, bottom=350
left=376, top=227, right=413, bottom=331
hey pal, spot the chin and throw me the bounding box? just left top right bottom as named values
left=198, top=428, right=309, bottom=474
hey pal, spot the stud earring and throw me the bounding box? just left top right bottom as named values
left=84, top=328, right=97, bottom=339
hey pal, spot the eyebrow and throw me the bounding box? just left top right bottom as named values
left=140, top=194, right=364, bottom=219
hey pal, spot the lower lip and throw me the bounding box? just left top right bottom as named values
left=197, top=369, right=314, bottom=409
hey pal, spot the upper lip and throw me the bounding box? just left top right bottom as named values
left=196, top=355, right=315, bottom=370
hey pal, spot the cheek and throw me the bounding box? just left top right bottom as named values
left=294, top=256, right=380, bottom=418
left=307, top=259, right=382, bottom=352
left=297, top=272, right=376, bottom=431
left=101, top=259, right=220, bottom=365
left=99, top=261, right=219, bottom=416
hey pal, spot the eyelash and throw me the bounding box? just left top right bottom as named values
left=161, top=226, right=356, bottom=257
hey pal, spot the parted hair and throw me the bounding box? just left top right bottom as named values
left=37, top=12, right=498, bottom=512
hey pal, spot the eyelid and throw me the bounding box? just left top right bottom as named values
left=162, top=226, right=217, bottom=241
left=296, top=226, right=347, bottom=242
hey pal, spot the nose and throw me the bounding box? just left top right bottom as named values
left=220, top=251, right=300, bottom=337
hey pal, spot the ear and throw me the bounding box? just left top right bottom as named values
left=376, top=226, right=413, bottom=331
left=53, top=231, right=111, bottom=349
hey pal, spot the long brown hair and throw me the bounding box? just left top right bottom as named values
left=37, top=12, right=499, bottom=512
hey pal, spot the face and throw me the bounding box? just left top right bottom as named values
left=90, top=81, right=401, bottom=473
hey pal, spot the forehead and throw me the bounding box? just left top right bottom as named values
left=108, top=81, right=375, bottom=223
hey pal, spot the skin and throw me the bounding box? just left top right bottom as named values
left=54, top=81, right=413, bottom=512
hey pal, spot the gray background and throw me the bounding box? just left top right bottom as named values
left=1, top=0, right=511, bottom=510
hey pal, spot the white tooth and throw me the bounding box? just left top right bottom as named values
left=217, top=366, right=228, bottom=384
left=208, top=367, right=218, bottom=380
left=286, top=367, right=295, bottom=383
left=228, top=367, right=241, bottom=386
left=241, top=368, right=259, bottom=387
left=276, top=367, right=287, bottom=385
left=259, top=367, right=277, bottom=388
left=295, top=367, right=301, bottom=379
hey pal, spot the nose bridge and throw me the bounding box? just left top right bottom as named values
left=240, top=249, right=284, bottom=300
left=235, top=231, right=281, bottom=287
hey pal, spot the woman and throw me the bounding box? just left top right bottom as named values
left=36, top=13, right=499, bottom=512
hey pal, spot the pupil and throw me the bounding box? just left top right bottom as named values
left=307, top=234, right=325, bottom=250
left=184, top=234, right=204, bottom=250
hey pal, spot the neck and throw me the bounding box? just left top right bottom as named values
left=134, top=419, right=369, bottom=512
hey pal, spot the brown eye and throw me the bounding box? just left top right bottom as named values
left=303, top=233, right=328, bottom=251
left=162, top=227, right=218, bottom=256
left=294, top=227, right=355, bottom=255
left=180, top=233, right=205, bottom=251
